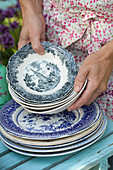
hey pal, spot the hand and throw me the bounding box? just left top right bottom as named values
left=68, top=41, right=113, bottom=111
left=18, top=2, right=45, bottom=55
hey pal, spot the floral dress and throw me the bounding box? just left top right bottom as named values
left=43, top=0, right=113, bottom=120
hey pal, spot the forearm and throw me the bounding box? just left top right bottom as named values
left=19, top=0, right=43, bottom=18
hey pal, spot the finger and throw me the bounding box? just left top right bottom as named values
left=18, top=39, right=30, bottom=50
left=30, top=32, right=45, bottom=55
left=74, top=64, right=89, bottom=93
left=68, top=80, right=97, bottom=111
left=18, top=31, right=30, bottom=50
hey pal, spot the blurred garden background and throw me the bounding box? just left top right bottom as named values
left=0, top=0, right=22, bottom=66
left=0, top=0, right=22, bottom=109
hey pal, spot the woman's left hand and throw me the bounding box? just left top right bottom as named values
left=68, top=41, right=113, bottom=111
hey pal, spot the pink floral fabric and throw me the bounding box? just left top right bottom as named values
left=43, top=0, right=113, bottom=120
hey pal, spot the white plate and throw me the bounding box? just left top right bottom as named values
left=8, top=85, right=77, bottom=109
left=11, top=80, right=87, bottom=110
left=8, top=79, right=87, bottom=109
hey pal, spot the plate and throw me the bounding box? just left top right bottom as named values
left=1, top=114, right=106, bottom=153
left=22, top=85, right=87, bottom=114
left=7, top=41, right=77, bottom=103
left=22, top=79, right=87, bottom=114
left=0, top=99, right=100, bottom=140
left=1, top=127, right=106, bottom=157
left=22, top=88, right=86, bottom=114
left=2, top=134, right=104, bottom=157
left=0, top=114, right=102, bottom=146
left=8, top=85, right=77, bottom=108
left=8, top=79, right=87, bottom=110
left=0, top=118, right=101, bottom=149
left=1, top=114, right=105, bottom=152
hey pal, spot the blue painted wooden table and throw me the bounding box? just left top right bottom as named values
left=1, top=1, right=113, bottom=169
left=0, top=119, right=113, bottom=170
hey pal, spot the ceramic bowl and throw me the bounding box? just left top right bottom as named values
left=7, top=41, right=77, bottom=103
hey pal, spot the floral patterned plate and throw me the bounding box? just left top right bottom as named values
left=7, top=41, right=77, bottom=103
left=0, top=99, right=100, bottom=140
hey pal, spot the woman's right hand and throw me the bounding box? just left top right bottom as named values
left=18, top=0, right=45, bottom=55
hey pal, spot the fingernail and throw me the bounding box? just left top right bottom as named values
left=74, top=85, right=80, bottom=92
left=67, top=108, right=71, bottom=111
left=39, top=50, right=45, bottom=55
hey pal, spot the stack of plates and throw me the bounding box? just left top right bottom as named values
left=0, top=99, right=107, bottom=157
left=6, top=41, right=88, bottom=114
left=1, top=41, right=107, bottom=157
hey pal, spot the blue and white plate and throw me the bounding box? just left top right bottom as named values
left=1, top=115, right=105, bottom=152
left=1, top=114, right=106, bottom=157
left=0, top=113, right=101, bottom=146
left=1, top=113, right=105, bottom=151
left=0, top=99, right=100, bottom=140
left=21, top=80, right=88, bottom=114
left=7, top=42, right=77, bottom=103
left=8, top=79, right=87, bottom=111
left=1, top=112, right=102, bottom=146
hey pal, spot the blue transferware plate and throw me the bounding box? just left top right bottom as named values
left=0, top=114, right=101, bottom=146
left=0, top=113, right=106, bottom=153
left=8, top=79, right=87, bottom=112
left=1, top=115, right=106, bottom=157
left=0, top=114, right=104, bottom=150
left=7, top=41, right=77, bottom=103
left=0, top=99, right=100, bottom=140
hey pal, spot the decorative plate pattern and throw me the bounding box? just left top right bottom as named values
left=7, top=41, right=77, bottom=103
left=0, top=99, right=100, bottom=140
left=1, top=114, right=104, bottom=151
left=0, top=116, right=101, bottom=146
left=0, top=114, right=106, bottom=153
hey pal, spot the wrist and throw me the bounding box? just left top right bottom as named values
left=19, top=0, right=43, bottom=18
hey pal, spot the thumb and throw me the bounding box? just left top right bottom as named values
left=31, top=33, right=45, bottom=55
left=74, top=65, right=88, bottom=92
